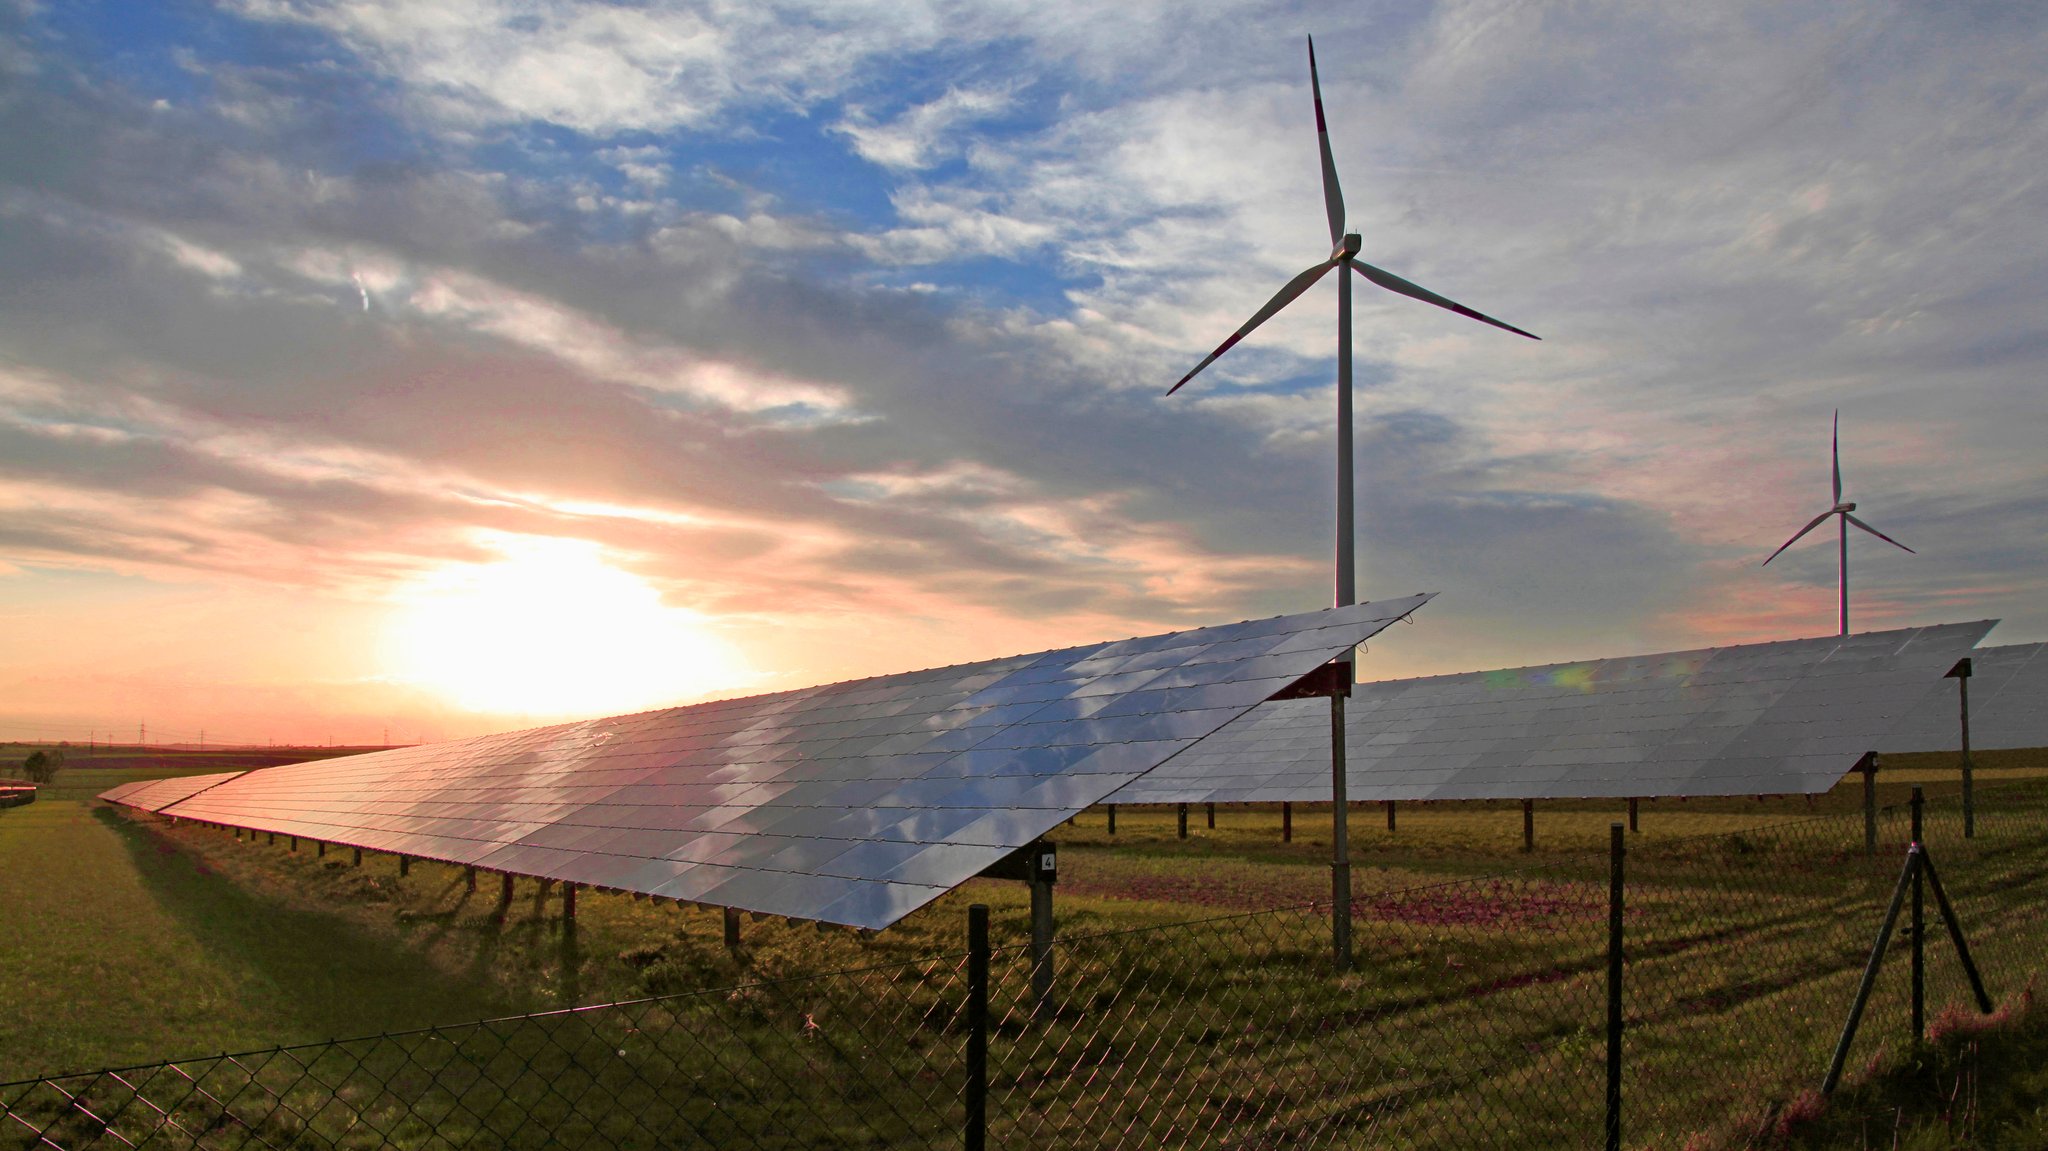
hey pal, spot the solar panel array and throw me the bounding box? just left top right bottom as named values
left=113, top=596, right=1432, bottom=930
left=1112, top=621, right=1994, bottom=804
left=1881, top=642, right=2048, bottom=753
left=99, top=771, right=247, bottom=813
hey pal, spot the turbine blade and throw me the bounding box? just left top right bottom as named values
left=1168, top=259, right=1340, bottom=394
left=1832, top=409, right=1842, bottom=504
left=1844, top=512, right=1915, bottom=554
left=1762, top=509, right=1835, bottom=566
left=1352, top=261, right=1540, bottom=340
left=1309, top=36, right=1345, bottom=248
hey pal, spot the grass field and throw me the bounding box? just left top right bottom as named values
left=3, top=749, right=2045, bottom=1148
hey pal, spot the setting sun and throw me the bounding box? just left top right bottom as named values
left=381, top=533, right=749, bottom=719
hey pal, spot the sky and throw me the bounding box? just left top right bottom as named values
left=1, top=0, right=2042, bottom=745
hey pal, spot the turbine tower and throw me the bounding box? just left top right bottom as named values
left=1762, top=410, right=1914, bottom=636
left=1169, top=36, right=1538, bottom=610
left=1166, top=37, right=1537, bottom=971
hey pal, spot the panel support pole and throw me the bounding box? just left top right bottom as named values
left=1627, top=797, right=1639, bottom=834
left=1859, top=752, right=1879, bottom=855
left=1205, top=802, right=1216, bottom=830
left=724, top=906, right=742, bottom=950
left=1106, top=805, right=1116, bottom=836
left=466, top=866, right=477, bottom=892
left=399, top=854, right=410, bottom=877
left=1522, top=799, right=1536, bottom=853
left=500, top=872, right=514, bottom=906
left=1331, top=692, right=1352, bottom=972
left=1177, top=803, right=1188, bottom=839
left=1282, top=801, right=1292, bottom=843
left=1385, top=800, right=1396, bottom=832
left=563, top=882, right=577, bottom=924
left=352, top=847, right=361, bottom=866
left=1956, top=663, right=1975, bottom=838
left=1030, top=875, right=1055, bottom=1018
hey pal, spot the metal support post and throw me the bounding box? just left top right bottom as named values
left=966, top=904, right=989, bottom=1151
left=1331, top=692, right=1352, bottom=972
left=1859, top=753, right=1879, bottom=854
left=290, top=836, right=298, bottom=852
left=352, top=847, right=361, bottom=866
left=1921, top=852, right=1995, bottom=1014
left=1953, top=660, right=1975, bottom=838
left=1911, top=788, right=1925, bottom=1044
left=267, top=832, right=275, bottom=846
left=1206, top=802, right=1215, bottom=830
left=1606, top=823, right=1625, bottom=1151
left=1282, top=802, right=1292, bottom=842
left=1628, top=797, right=1639, bottom=834
left=563, top=882, right=576, bottom=923
left=399, top=855, right=410, bottom=877
left=1106, top=805, right=1115, bottom=836
left=1177, top=803, right=1188, bottom=839
left=500, top=872, right=514, bottom=905
left=1030, top=875, right=1055, bottom=1017
left=1385, top=800, right=1396, bottom=832
left=317, top=840, right=325, bottom=858
left=1522, top=800, right=1536, bottom=853
left=723, top=906, right=742, bottom=950
left=466, top=866, right=477, bottom=892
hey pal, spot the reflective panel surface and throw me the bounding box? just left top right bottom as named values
left=98, top=771, right=248, bottom=813
left=1115, top=622, right=1992, bottom=804
left=1881, top=642, right=2048, bottom=753
left=113, top=595, right=1432, bottom=929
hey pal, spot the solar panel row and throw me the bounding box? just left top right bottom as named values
left=1111, top=622, right=1994, bottom=805
left=116, top=596, right=1431, bottom=930
left=1879, top=642, right=2048, bottom=753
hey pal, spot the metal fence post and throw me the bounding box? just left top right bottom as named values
left=1030, top=874, right=1055, bottom=1017
left=1606, top=822, right=1624, bottom=1151
left=1911, top=786, right=1925, bottom=1044
left=967, top=904, right=989, bottom=1151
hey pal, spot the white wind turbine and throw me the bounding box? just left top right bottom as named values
left=1762, top=410, right=1915, bottom=636
left=1166, top=37, right=1536, bottom=971
left=1168, top=36, right=1538, bottom=610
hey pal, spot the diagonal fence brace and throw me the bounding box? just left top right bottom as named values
left=1821, top=843, right=1995, bottom=1096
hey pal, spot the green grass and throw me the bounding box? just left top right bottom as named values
left=0, top=800, right=521, bottom=1082
left=4, top=755, right=2047, bottom=1149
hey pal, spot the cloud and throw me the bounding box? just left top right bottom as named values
left=834, top=85, right=1016, bottom=171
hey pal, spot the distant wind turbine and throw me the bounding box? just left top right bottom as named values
left=1164, top=36, right=1536, bottom=973
left=1762, top=410, right=1914, bottom=636
left=1169, top=35, right=1538, bottom=611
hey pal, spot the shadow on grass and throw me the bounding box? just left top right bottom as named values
left=96, top=808, right=524, bottom=1048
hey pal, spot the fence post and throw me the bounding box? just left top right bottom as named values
left=1911, top=787, right=1925, bottom=1044
left=1606, top=822, right=1624, bottom=1151
left=967, top=903, right=989, bottom=1151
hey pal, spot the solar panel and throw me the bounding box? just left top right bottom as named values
left=1881, top=642, right=2048, bottom=753
left=1113, top=621, right=1994, bottom=804
left=99, top=771, right=248, bottom=813
left=139, top=595, right=1432, bottom=930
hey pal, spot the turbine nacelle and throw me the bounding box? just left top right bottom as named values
left=1334, top=233, right=1361, bottom=261
left=1835, top=502, right=1856, bottom=514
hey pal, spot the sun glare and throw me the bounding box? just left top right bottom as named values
left=383, top=535, right=749, bottom=718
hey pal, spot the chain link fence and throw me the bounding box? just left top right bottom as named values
left=7, top=778, right=2046, bottom=1150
